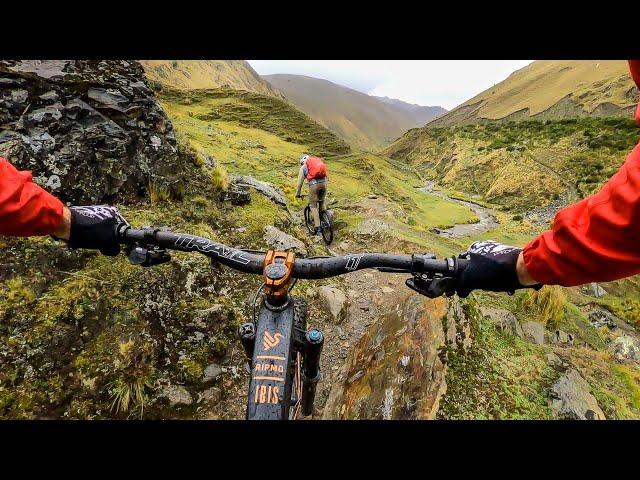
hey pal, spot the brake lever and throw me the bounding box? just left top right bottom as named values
left=126, top=245, right=172, bottom=267
left=406, top=274, right=456, bottom=298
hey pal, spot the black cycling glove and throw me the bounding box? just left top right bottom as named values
left=455, top=240, right=540, bottom=298
left=65, top=206, right=129, bottom=256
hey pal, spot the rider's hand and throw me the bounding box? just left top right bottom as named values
left=455, top=240, right=541, bottom=298
left=57, top=206, right=129, bottom=256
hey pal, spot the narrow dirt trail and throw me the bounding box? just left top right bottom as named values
left=314, top=244, right=413, bottom=415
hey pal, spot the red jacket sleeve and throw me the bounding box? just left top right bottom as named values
left=0, top=157, right=64, bottom=237
left=522, top=60, right=640, bottom=286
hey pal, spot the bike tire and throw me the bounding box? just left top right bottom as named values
left=303, top=205, right=314, bottom=234
left=320, top=211, right=333, bottom=245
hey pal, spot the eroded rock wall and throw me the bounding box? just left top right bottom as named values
left=0, top=60, right=185, bottom=204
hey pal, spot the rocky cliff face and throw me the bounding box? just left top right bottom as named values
left=323, top=295, right=471, bottom=419
left=0, top=60, right=185, bottom=204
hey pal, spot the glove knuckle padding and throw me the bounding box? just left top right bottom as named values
left=455, top=241, right=523, bottom=296
left=68, top=205, right=126, bottom=254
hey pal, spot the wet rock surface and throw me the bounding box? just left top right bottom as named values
left=0, top=60, right=185, bottom=204
left=549, top=369, right=605, bottom=420
left=323, top=295, right=470, bottom=419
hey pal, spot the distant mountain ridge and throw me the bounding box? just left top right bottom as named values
left=374, top=96, right=446, bottom=124
left=264, top=73, right=446, bottom=150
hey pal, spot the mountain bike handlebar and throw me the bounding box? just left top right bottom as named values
left=116, top=224, right=468, bottom=280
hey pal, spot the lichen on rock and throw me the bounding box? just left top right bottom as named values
left=0, top=60, right=188, bottom=204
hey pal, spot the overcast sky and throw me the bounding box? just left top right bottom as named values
left=248, top=60, right=533, bottom=110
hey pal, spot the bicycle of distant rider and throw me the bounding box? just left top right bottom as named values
left=304, top=202, right=333, bottom=245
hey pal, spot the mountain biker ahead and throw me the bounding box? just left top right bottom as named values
left=295, top=154, right=328, bottom=235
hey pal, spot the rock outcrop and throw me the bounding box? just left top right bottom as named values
left=263, top=225, right=307, bottom=255
left=549, top=369, right=605, bottom=420
left=0, top=60, right=186, bottom=204
left=323, top=296, right=470, bottom=419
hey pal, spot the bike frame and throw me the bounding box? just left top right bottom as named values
left=245, top=300, right=296, bottom=420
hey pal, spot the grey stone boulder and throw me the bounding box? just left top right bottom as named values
left=545, top=352, right=564, bottom=368
left=202, top=363, right=224, bottom=384
left=522, top=321, right=546, bottom=344
left=263, top=225, right=307, bottom=255
left=355, top=218, right=390, bottom=236
left=582, top=282, right=608, bottom=298
left=317, top=285, right=348, bottom=323
left=230, top=174, right=287, bottom=206
left=480, top=307, right=524, bottom=338
left=198, top=387, right=222, bottom=407
left=611, top=335, right=640, bottom=363
left=549, top=369, right=605, bottom=420
left=159, top=385, right=193, bottom=407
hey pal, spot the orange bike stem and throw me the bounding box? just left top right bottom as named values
left=263, top=250, right=296, bottom=304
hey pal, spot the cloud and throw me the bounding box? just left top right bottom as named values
left=249, top=60, right=533, bottom=110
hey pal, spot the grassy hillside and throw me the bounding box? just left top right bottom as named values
left=140, top=60, right=284, bottom=99
left=156, top=86, right=350, bottom=159
left=430, top=60, right=637, bottom=127
left=264, top=74, right=446, bottom=150
left=385, top=117, right=640, bottom=212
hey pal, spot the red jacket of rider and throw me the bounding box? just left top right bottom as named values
left=522, top=60, right=640, bottom=286
left=0, top=157, right=64, bottom=236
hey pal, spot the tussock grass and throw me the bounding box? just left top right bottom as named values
left=519, top=285, right=567, bottom=329
left=148, top=180, right=171, bottom=204
left=210, top=165, right=229, bottom=192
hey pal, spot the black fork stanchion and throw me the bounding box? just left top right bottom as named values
left=301, top=328, right=324, bottom=417
left=239, top=322, right=256, bottom=366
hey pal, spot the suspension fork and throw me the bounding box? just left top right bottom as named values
left=301, top=328, right=324, bottom=417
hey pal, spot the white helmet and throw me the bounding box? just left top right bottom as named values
left=299, top=154, right=309, bottom=165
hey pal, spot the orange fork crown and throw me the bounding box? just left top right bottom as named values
left=262, top=250, right=296, bottom=305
